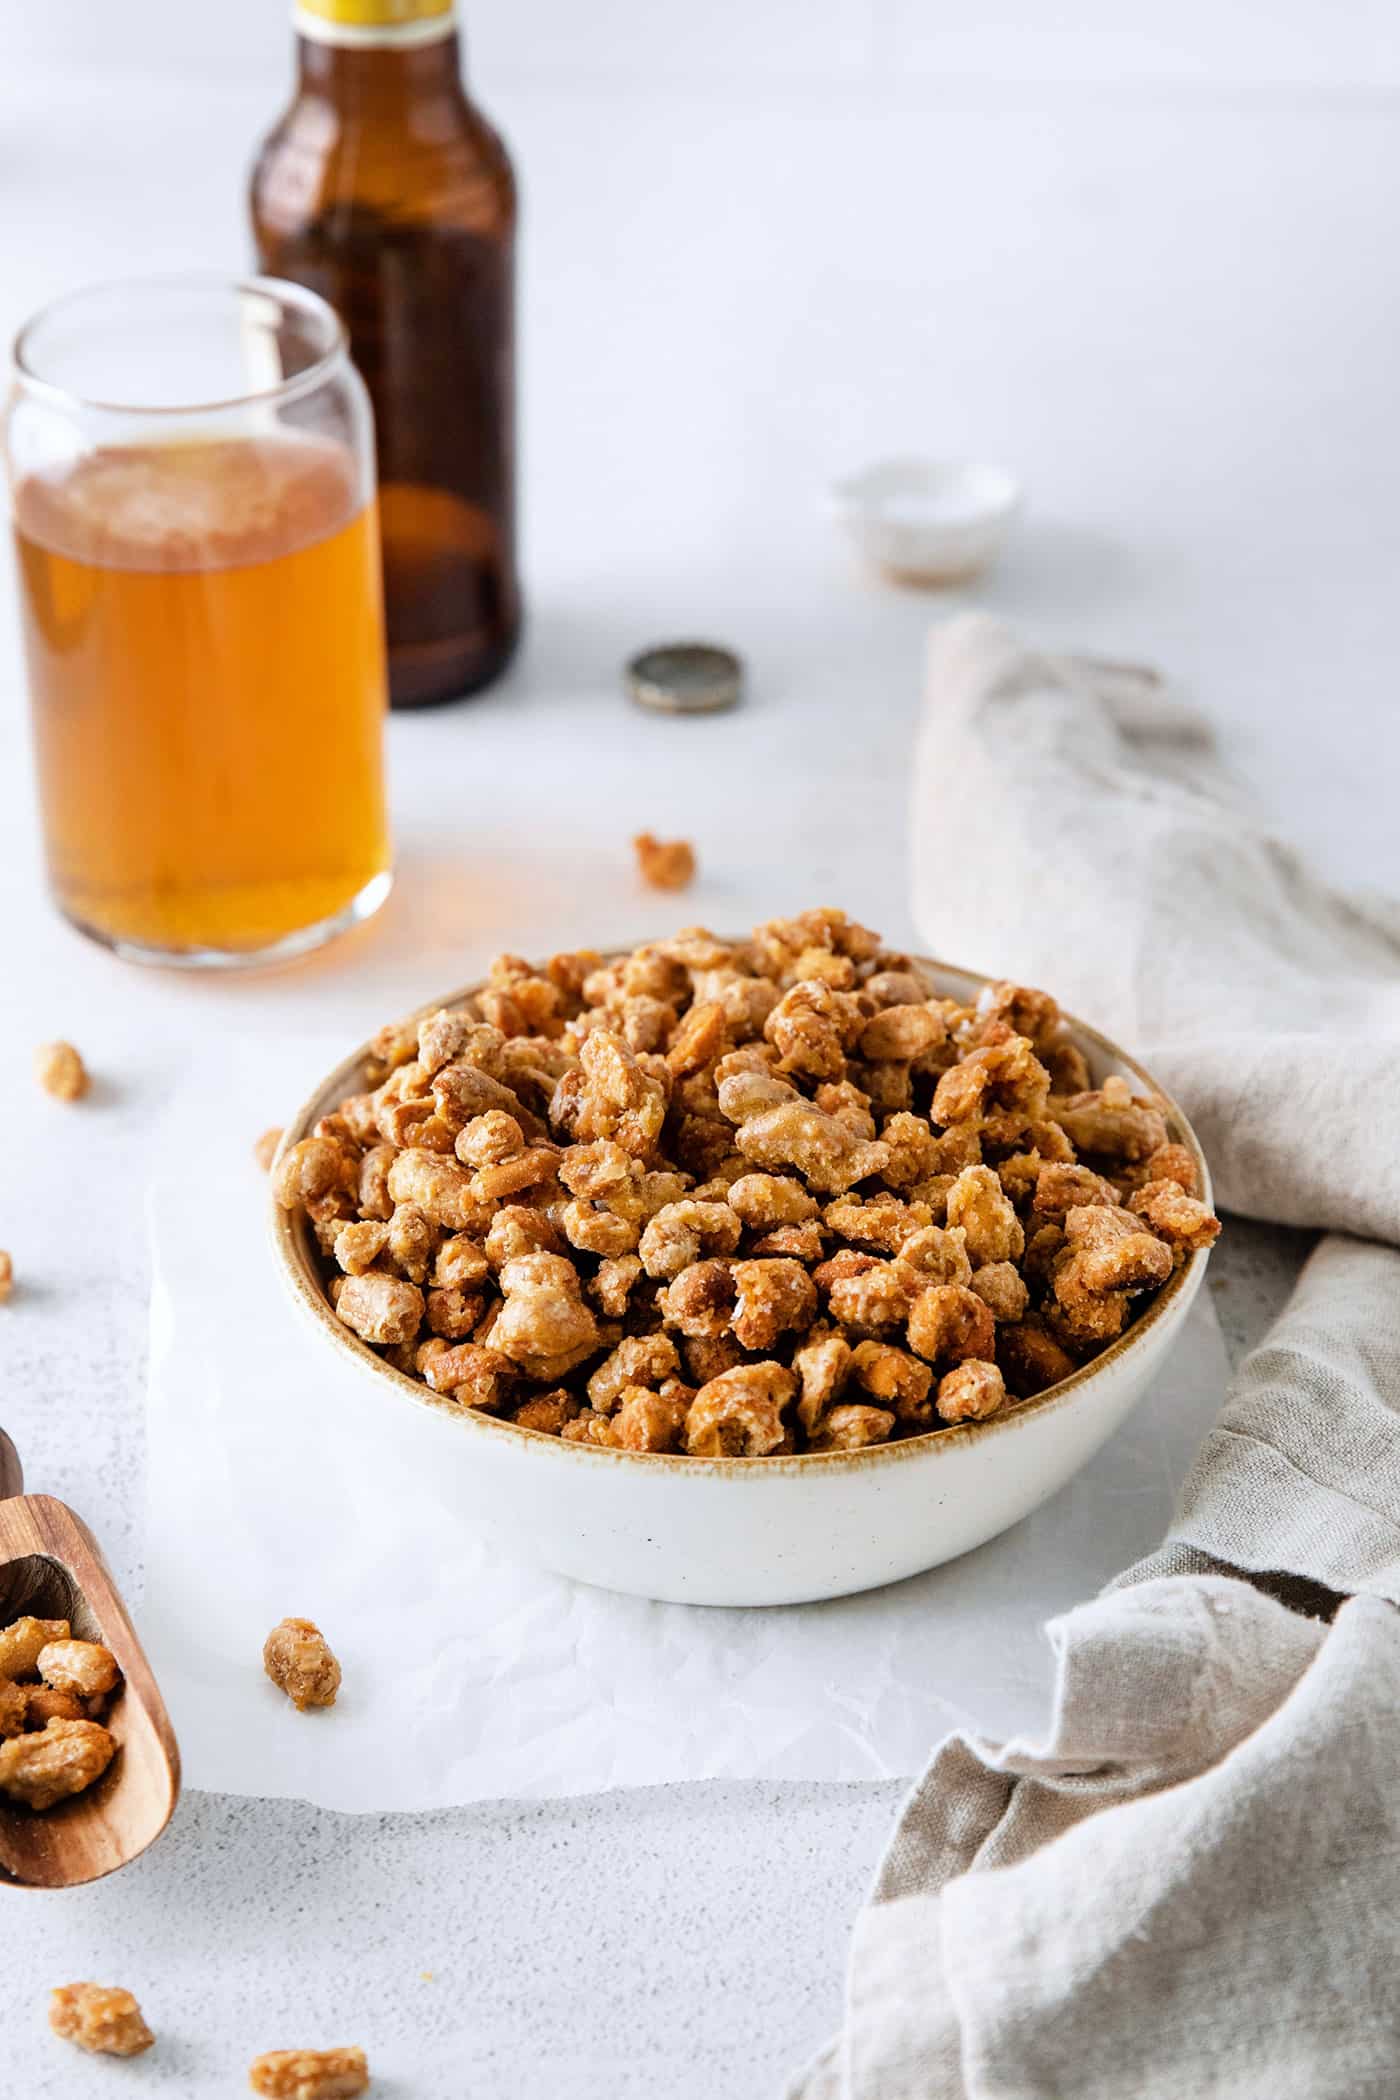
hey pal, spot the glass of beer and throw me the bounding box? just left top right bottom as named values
left=5, top=275, right=392, bottom=966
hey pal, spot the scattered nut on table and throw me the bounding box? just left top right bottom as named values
left=49, top=1982, right=155, bottom=2057
left=633, top=832, right=696, bottom=891
left=255, top=1126, right=285, bottom=1172
left=263, top=1618, right=342, bottom=1712
left=248, top=2045, right=370, bottom=2097
left=0, top=1617, right=122, bottom=1809
left=0, top=1250, right=12, bottom=1303
left=34, top=1039, right=89, bottom=1102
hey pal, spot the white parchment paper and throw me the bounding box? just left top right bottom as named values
left=141, top=1043, right=1231, bottom=1811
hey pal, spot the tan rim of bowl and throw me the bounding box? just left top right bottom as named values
left=270, top=952, right=1214, bottom=1476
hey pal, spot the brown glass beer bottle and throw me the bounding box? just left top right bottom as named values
left=252, top=0, right=519, bottom=707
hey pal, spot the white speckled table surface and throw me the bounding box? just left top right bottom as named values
left=3, top=20, right=1392, bottom=2093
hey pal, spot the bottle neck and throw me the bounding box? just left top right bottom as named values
left=295, top=22, right=465, bottom=106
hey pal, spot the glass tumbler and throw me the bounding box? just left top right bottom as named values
left=5, top=275, right=392, bottom=966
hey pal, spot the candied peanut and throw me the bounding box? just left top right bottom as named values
left=814, top=1078, right=877, bottom=1141
left=0, top=1682, right=26, bottom=1737
left=974, top=980, right=1061, bottom=1048
left=1032, top=1161, right=1120, bottom=1219
left=35, top=1039, right=88, bottom=1102
left=454, top=1110, right=524, bottom=1169
left=25, top=1687, right=87, bottom=1728
left=357, top=1144, right=396, bottom=1222
left=333, top=1220, right=389, bottom=1276
left=417, top=1007, right=501, bottom=1078
left=562, top=1410, right=617, bottom=1447
left=590, top=1254, right=644, bottom=1318
left=826, top=1259, right=911, bottom=1333
left=386, top=1204, right=437, bottom=1284
left=335, top=1272, right=423, bottom=1346
left=0, top=1616, right=70, bottom=1681
left=254, top=1127, right=284, bottom=1172
left=1023, top=1221, right=1066, bottom=1288
left=680, top=1331, right=748, bottom=1385
left=907, top=1284, right=996, bottom=1367
left=567, top=1029, right=669, bottom=1158
left=472, top=1145, right=560, bottom=1201
left=861, top=965, right=934, bottom=1008
left=37, top=1640, right=120, bottom=1702
left=847, top=1340, right=933, bottom=1423
left=734, top=1100, right=887, bottom=1194
left=716, top=1063, right=798, bottom=1122
left=433, top=1058, right=545, bottom=1141
left=263, top=1618, right=341, bottom=1712
left=969, top=1261, right=1030, bottom=1322
left=932, top=1036, right=1050, bottom=1143
left=875, top=1111, right=945, bottom=1189
left=730, top=1259, right=818, bottom=1352
left=944, top=1165, right=1024, bottom=1266
left=793, top=1332, right=852, bottom=1430
left=588, top=1332, right=680, bottom=1414
left=433, top=1235, right=490, bottom=1291
left=386, top=1149, right=490, bottom=1233
left=49, top=1983, right=154, bottom=2058
left=274, top=1137, right=353, bottom=1210
left=248, top=2047, right=370, bottom=2099
left=612, top=1383, right=690, bottom=1452
left=639, top=1199, right=742, bottom=1281
left=0, top=1718, right=115, bottom=1809
left=419, top=1340, right=514, bottom=1409
left=513, top=1389, right=580, bottom=1436
left=1130, top=1178, right=1222, bottom=1253
left=1055, top=1084, right=1169, bottom=1164
left=1139, top=1142, right=1199, bottom=1194
left=893, top=1225, right=972, bottom=1291
left=1062, top=1204, right=1173, bottom=1293
left=492, top=1252, right=599, bottom=1377
left=937, top=1359, right=1009, bottom=1424
left=727, top=1172, right=818, bottom=1229
left=764, top=980, right=866, bottom=1083
left=998, top=1316, right=1077, bottom=1398
left=485, top=1205, right=565, bottom=1268
left=749, top=1221, right=826, bottom=1262
left=824, top=1192, right=932, bottom=1255
left=634, top=832, right=697, bottom=892
left=667, top=1000, right=728, bottom=1077
left=425, top=1285, right=487, bottom=1339
left=660, top=1259, right=738, bottom=1338
left=809, top=1403, right=895, bottom=1450
left=858, top=1003, right=946, bottom=1062
left=686, top=1363, right=796, bottom=1457
left=366, top=1015, right=419, bottom=1083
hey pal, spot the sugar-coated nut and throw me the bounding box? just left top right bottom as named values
left=0, top=1718, right=116, bottom=1809
left=0, top=1248, right=11, bottom=1302
left=633, top=832, right=696, bottom=892
left=639, top=1200, right=742, bottom=1280
left=686, top=1363, right=796, bottom=1456
left=730, top=1258, right=818, bottom=1351
left=0, top=1682, right=27, bottom=1737
left=612, top=1383, right=691, bottom=1452
left=49, top=1983, right=155, bottom=2058
left=37, top=1639, right=120, bottom=1701
left=335, top=1272, right=424, bottom=1346
left=1130, top=1178, right=1222, bottom=1252
left=969, top=1261, right=1031, bottom=1322
left=25, top=1686, right=88, bottom=1727
left=727, top=1172, right=819, bottom=1229
left=513, top=1389, right=580, bottom=1436
left=894, top=1225, right=972, bottom=1290
left=847, top=1340, right=933, bottom=1422
left=588, top=1332, right=680, bottom=1414
left=793, top=1333, right=852, bottom=1429
left=936, top=1359, right=1008, bottom=1424
left=248, top=2046, right=370, bottom=2098
left=35, top=1039, right=88, bottom=1102
left=659, top=1259, right=738, bottom=1338
left=809, top=1403, right=895, bottom=1450
left=263, top=1618, right=341, bottom=1712
left=944, top=1165, right=1024, bottom=1266
left=419, top=1341, right=514, bottom=1410
left=998, top=1317, right=1077, bottom=1398
left=274, top=1137, right=352, bottom=1210
left=254, top=1127, right=284, bottom=1172
left=0, top=1615, right=70, bottom=1681
left=906, top=1284, right=997, bottom=1367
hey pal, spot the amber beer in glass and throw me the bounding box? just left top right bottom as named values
left=5, top=277, right=391, bottom=966
left=252, top=0, right=519, bottom=708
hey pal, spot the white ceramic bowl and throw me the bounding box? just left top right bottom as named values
left=831, top=456, right=1022, bottom=584
left=271, top=957, right=1211, bottom=1608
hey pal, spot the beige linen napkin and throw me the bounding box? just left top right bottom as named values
left=789, top=618, right=1400, bottom=2100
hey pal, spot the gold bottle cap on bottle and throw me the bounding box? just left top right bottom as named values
left=295, top=0, right=454, bottom=45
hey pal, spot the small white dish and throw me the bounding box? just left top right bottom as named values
left=831, top=456, right=1022, bottom=585
left=271, top=954, right=1212, bottom=1609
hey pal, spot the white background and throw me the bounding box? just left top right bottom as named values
left=0, top=1, right=1387, bottom=2093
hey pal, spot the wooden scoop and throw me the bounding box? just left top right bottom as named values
left=0, top=1429, right=180, bottom=1888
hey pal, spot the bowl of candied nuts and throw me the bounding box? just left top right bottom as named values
left=270, top=910, right=1219, bottom=1607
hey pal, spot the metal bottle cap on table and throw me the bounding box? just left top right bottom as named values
left=626, top=642, right=744, bottom=715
